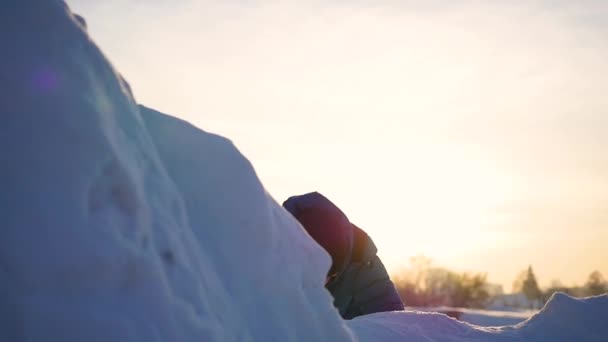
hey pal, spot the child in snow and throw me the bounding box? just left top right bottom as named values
left=283, top=192, right=404, bottom=319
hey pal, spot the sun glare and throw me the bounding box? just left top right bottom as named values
left=340, top=143, right=515, bottom=269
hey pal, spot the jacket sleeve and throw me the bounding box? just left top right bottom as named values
left=347, top=255, right=404, bottom=318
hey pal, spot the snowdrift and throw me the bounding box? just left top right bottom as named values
left=349, top=293, right=608, bottom=341
left=0, top=1, right=606, bottom=341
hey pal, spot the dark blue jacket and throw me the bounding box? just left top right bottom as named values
left=327, top=224, right=404, bottom=319
left=283, top=192, right=403, bottom=319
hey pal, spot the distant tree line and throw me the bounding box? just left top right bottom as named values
left=392, top=256, right=490, bottom=308
left=511, top=266, right=607, bottom=308
left=392, top=257, right=608, bottom=309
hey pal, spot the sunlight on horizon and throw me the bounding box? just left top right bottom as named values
left=69, top=0, right=608, bottom=292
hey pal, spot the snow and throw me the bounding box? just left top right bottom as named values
left=1, top=1, right=607, bottom=341
left=349, top=293, right=608, bottom=341
left=410, top=306, right=532, bottom=327
left=1, top=2, right=349, bottom=341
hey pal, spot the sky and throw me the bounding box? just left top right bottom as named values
left=68, top=0, right=608, bottom=292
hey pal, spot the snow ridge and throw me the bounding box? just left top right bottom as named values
left=349, top=292, right=608, bottom=341
left=0, top=1, right=350, bottom=341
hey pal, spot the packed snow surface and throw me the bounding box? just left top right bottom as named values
left=1, top=1, right=607, bottom=341
left=349, top=294, right=608, bottom=341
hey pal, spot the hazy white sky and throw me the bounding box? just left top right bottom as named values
left=69, top=0, right=607, bottom=291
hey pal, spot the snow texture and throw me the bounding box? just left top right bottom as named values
left=349, top=293, right=608, bottom=341
left=0, top=1, right=606, bottom=341
left=0, top=1, right=349, bottom=341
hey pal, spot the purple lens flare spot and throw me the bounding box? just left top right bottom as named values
left=31, top=67, right=61, bottom=93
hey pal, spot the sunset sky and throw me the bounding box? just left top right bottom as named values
left=70, top=0, right=607, bottom=292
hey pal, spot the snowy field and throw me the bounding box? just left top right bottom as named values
left=1, top=1, right=607, bottom=341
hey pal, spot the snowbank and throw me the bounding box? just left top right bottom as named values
left=349, top=293, right=608, bottom=341
left=1, top=1, right=606, bottom=341
left=0, top=1, right=349, bottom=341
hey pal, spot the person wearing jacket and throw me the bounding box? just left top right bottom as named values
left=283, top=192, right=404, bottom=319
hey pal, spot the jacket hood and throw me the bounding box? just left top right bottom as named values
left=283, top=192, right=353, bottom=277
left=350, top=224, right=377, bottom=264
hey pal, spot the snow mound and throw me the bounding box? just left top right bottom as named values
left=348, top=293, right=608, bottom=341
left=1, top=1, right=606, bottom=342
left=139, top=106, right=351, bottom=341
left=513, top=292, right=608, bottom=341
left=0, top=1, right=349, bottom=341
